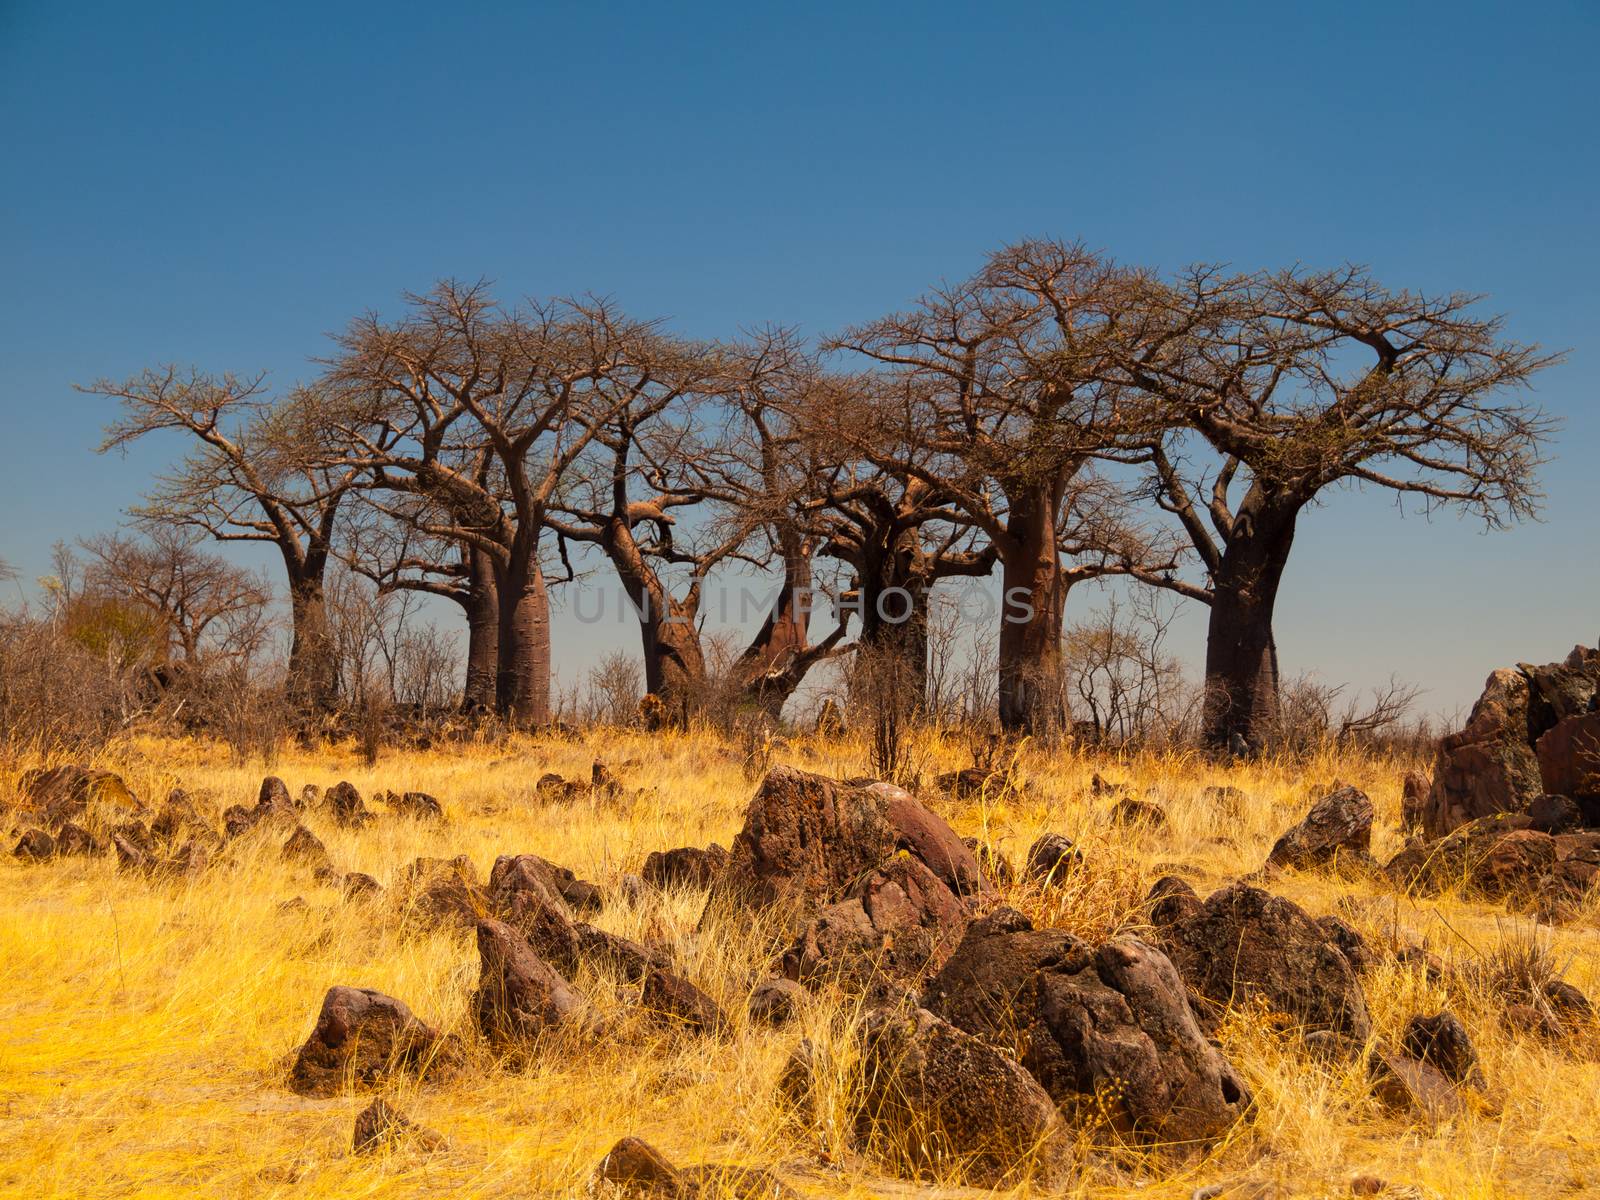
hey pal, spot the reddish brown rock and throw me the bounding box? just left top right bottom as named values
left=471, top=918, right=587, bottom=1046
left=1537, top=713, right=1600, bottom=822
left=1268, top=786, right=1374, bottom=872
left=288, top=986, right=453, bottom=1096
left=641, top=843, right=728, bottom=890
left=641, top=969, right=729, bottom=1037
left=352, top=1098, right=444, bottom=1154
left=1422, top=668, right=1542, bottom=837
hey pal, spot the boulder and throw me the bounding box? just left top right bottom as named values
left=288, top=985, right=453, bottom=1096
left=1537, top=713, right=1600, bottom=823
left=1267, top=786, right=1374, bottom=872
left=1367, top=1046, right=1466, bottom=1118
left=55, top=821, right=104, bottom=857
left=1024, top=833, right=1080, bottom=884
left=489, top=853, right=602, bottom=917
left=923, top=908, right=1250, bottom=1143
left=352, top=1097, right=444, bottom=1154
left=471, top=918, right=587, bottom=1046
left=781, top=853, right=969, bottom=997
left=849, top=1006, right=1069, bottom=1186
left=1155, top=882, right=1371, bottom=1041
left=325, top=781, right=371, bottom=828
left=702, top=767, right=987, bottom=922
left=640, top=969, right=729, bottom=1037
left=281, top=825, right=330, bottom=868
left=748, top=977, right=805, bottom=1027
left=21, top=765, right=137, bottom=829
left=962, top=837, right=1015, bottom=886
left=389, top=791, right=445, bottom=821
left=642, top=843, right=728, bottom=890
left=12, top=828, right=54, bottom=861
left=1400, top=1012, right=1483, bottom=1088
left=1530, top=793, right=1584, bottom=834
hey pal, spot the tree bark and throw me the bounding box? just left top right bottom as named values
left=286, top=569, right=338, bottom=713
left=855, top=528, right=931, bottom=707
left=494, top=540, right=551, bottom=725
left=1200, top=499, right=1297, bottom=751
left=462, top=546, right=500, bottom=713
left=997, top=489, right=1066, bottom=733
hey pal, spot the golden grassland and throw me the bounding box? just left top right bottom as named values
left=1, top=728, right=1597, bottom=1200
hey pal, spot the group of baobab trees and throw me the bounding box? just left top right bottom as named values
left=89, top=239, right=1556, bottom=750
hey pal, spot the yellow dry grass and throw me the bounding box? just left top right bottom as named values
left=1, top=728, right=1597, bottom=1199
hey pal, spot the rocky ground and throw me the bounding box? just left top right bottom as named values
left=3, top=658, right=1599, bottom=1199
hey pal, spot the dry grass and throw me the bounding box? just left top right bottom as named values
left=1, top=727, right=1597, bottom=1199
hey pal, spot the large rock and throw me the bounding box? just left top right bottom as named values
left=923, top=908, right=1250, bottom=1143
left=1537, top=713, right=1600, bottom=823
left=352, top=1098, right=444, bottom=1154
left=702, top=767, right=986, bottom=922
left=325, top=781, right=371, bottom=828
left=288, top=986, right=453, bottom=1096
left=640, top=969, right=729, bottom=1037
left=781, top=853, right=968, bottom=997
left=850, top=1006, right=1068, bottom=1186
left=21, top=765, right=138, bottom=829
left=1383, top=813, right=1590, bottom=901
left=471, top=918, right=586, bottom=1046
left=593, top=1137, right=797, bottom=1199
left=397, top=855, right=487, bottom=928
left=1422, top=647, right=1600, bottom=837
left=642, top=843, right=728, bottom=890
left=1267, top=785, right=1373, bottom=872
left=1155, top=882, right=1370, bottom=1041
left=489, top=853, right=602, bottom=917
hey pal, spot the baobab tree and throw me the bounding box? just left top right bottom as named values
left=1103, top=264, right=1558, bottom=750
left=90, top=368, right=357, bottom=711
left=829, top=240, right=1167, bottom=731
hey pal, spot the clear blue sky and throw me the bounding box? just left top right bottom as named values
left=2, top=1, right=1595, bottom=718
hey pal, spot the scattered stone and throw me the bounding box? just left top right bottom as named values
left=1501, top=1002, right=1566, bottom=1041
left=389, top=791, right=445, bottom=821
left=748, top=977, right=805, bottom=1027
left=641, top=968, right=729, bottom=1037
left=782, top=853, right=969, bottom=997
left=1155, top=882, right=1371, bottom=1041
left=471, top=918, right=587, bottom=1047
left=1529, top=793, right=1584, bottom=834
left=1024, top=833, right=1080, bottom=884
left=1267, top=785, right=1374, bottom=872
left=1111, top=794, right=1167, bottom=827
left=962, top=837, right=1015, bottom=886
left=1401, top=1013, right=1483, bottom=1087
left=1401, top=771, right=1430, bottom=830
left=326, top=781, right=371, bottom=828
left=12, top=828, right=54, bottom=860
left=642, top=844, right=728, bottom=890
left=1367, top=1046, right=1466, bottom=1118
left=1146, top=876, right=1203, bottom=927
left=343, top=871, right=382, bottom=900
left=850, top=1005, right=1069, bottom=1187
left=703, top=766, right=988, bottom=921
left=281, top=825, right=330, bottom=868
left=287, top=985, right=454, bottom=1096
left=352, top=1097, right=444, bottom=1154
left=54, top=821, right=103, bottom=857
left=924, top=908, right=1250, bottom=1142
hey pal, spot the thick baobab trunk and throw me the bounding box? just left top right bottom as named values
left=286, top=572, right=339, bottom=713
left=495, top=546, right=551, bottom=725
left=731, top=533, right=815, bottom=718
left=638, top=592, right=707, bottom=722
left=1200, top=504, right=1298, bottom=752
left=997, top=494, right=1066, bottom=733
left=856, top=530, right=932, bottom=708
left=462, top=547, right=499, bottom=713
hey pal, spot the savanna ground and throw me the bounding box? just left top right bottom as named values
left=1, top=729, right=1596, bottom=1200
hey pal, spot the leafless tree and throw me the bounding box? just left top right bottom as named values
left=88, top=368, right=356, bottom=710
left=828, top=240, right=1170, bottom=732
left=1100, top=264, right=1559, bottom=750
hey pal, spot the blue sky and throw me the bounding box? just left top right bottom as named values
left=2, top=1, right=1596, bottom=717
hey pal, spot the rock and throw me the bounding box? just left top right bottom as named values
left=1267, top=785, right=1374, bottom=872
left=1111, top=795, right=1167, bottom=827
left=781, top=853, right=969, bottom=997
left=281, top=825, right=330, bottom=868
left=489, top=853, right=602, bottom=917
left=642, top=844, right=728, bottom=890
left=1530, top=793, right=1584, bottom=834
left=326, top=781, right=370, bottom=828
left=1384, top=813, right=1576, bottom=900
left=573, top=922, right=669, bottom=982
left=398, top=855, right=486, bottom=927
left=1155, top=882, right=1371, bottom=1041
left=390, top=791, right=445, bottom=821
left=12, top=828, right=54, bottom=860
left=850, top=1006, right=1068, bottom=1186
left=1024, top=833, right=1080, bottom=884
left=352, top=1097, right=444, bottom=1154
left=594, top=1136, right=684, bottom=1195
left=343, top=871, right=382, bottom=900
left=962, top=837, right=1015, bottom=886
left=1423, top=668, right=1543, bottom=837
left=641, top=969, right=729, bottom=1037
left=748, top=977, right=805, bottom=1027
left=1401, top=771, right=1430, bottom=831
left=1367, top=1046, right=1466, bottom=1118
left=21, top=765, right=136, bottom=829
left=923, top=909, right=1250, bottom=1142
left=287, top=985, right=454, bottom=1096
left=703, top=766, right=987, bottom=922
left=257, top=776, right=294, bottom=814
left=1400, top=1012, right=1483, bottom=1087
left=222, top=805, right=255, bottom=839
left=54, top=821, right=103, bottom=857
left=471, top=918, right=587, bottom=1046
left=934, top=767, right=1006, bottom=798
left=1502, top=1002, right=1566, bottom=1041
left=1316, top=915, right=1371, bottom=974
left=1475, top=829, right=1557, bottom=897
left=1147, top=876, right=1203, bottom=927
left=1542, top=979, right=1592, bottom=1022
left=151, top=792, right=206, bottom=841
left=1537, top=713, right=1600, bottom=822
